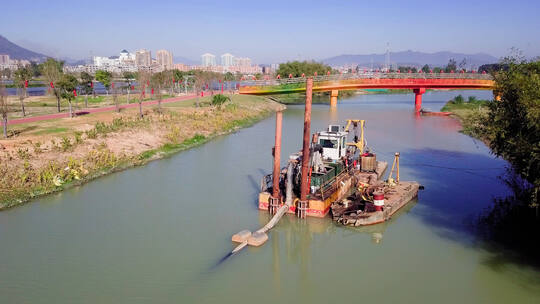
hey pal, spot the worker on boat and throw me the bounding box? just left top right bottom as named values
left=311, top=144, right=325, bottom=173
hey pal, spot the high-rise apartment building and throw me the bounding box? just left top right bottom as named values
left=220, top=53, right=234, bottom=67
left=156, top=49, right=173, bottom=70
left=0, top=54, right=10, bottom=65
left=201, top=53, right=216, bottom=67
left=135, top=49, right=152, bottom=67
left=234, top=57, right=251, bottom=67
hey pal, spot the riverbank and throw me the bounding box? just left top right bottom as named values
left=440, top=95, right=490, bottom=139
left=0, top=94, right=284, bottom=210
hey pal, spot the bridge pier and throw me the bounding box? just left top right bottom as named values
left=413, top=88, right=426, bottom=112
left=330, top=90, right=338, bottom=107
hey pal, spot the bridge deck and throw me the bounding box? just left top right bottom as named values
left=239, top=73, right=494, bottom=95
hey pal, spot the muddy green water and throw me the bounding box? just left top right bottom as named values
left=1, top=91, right=539, bottom=303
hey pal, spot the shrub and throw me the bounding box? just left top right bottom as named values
left=32, top=142, right=43, bottom=154
left=86, top=129, right=97, bottom=139
left=16, top=148, right=31, bottom=160
left=60, top=136, right=72, bottom=152
left=212, top=94, right=230, bottom=108
left=74, top=131, right=83, bottom=144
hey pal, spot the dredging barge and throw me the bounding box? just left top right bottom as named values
left=231, top=78, right=420, bottom=250
left=258, top=120, right=388, bottom=218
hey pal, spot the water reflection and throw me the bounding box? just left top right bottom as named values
left=262, top=197, right=419, bottom=291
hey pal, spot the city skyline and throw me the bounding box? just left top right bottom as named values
left=1, top=0, right=539, bottom=63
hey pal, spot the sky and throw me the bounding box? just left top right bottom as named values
left=1, top=0, right=539, bottom=64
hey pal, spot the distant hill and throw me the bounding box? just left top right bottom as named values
left=0, top=35, right=48, bottom=62
left=322, top=50, right=498, bottom=68
left=174, top=56, right=198, bottom=65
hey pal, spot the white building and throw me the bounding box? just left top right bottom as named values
left=93, top=56, right=119, bottom=67
left=201, top=53, right=216, bottom=67
left=0, top=55, right=31, bottom=71
left=119, top=49, right=136, bottom=64
left=221, top=53, right=235, bottom=67
left=156, top=49, right=173, bottom=70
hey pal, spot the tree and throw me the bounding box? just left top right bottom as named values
left=136, top=71, right=150, bottom=118
left=481, top=60, right=540, bottom=189
left=474, top=59, right=540, bottom=257
left=79, top=71, right=93, bottom=108
left=224, top=72, right=234, bottom=81
left=39, top=58, right=64, bottom=112
left=1, top=68, right=11, bottom=79
left=398, top=66, right=417, bottom=73
left=13, top=65, right=32, bottom=117
left=123, top=71, right=136, bottom=104
left=190, top=70, right=220, bottom=107
left=276, top=60, right=332, bottom=78
left=0, top=83, right=8, bottom=138
left=56, top=74, right=78, bottom=118
left=445, top=58, right=457, bottom=73
left=95, top=70, right=112, bottom=95
left=150, top=71, right=168, bottom=112
left=421, top=64, right=430, bottom=73
left=29, top=61, right=41, bottom=77
left=459, top=58, right=467, bottom=70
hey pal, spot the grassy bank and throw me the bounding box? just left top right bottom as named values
left=441, top=95, right=491, bottom=138
left=0, top=94, right=284, bottom=210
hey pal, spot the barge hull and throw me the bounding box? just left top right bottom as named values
left=259, top=161, right=388, bottom=218
left=334, top=181, right=420, bottom=226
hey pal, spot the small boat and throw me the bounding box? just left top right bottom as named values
left=420, top=109, right=452, bottom=116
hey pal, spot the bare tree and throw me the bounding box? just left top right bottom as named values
left=136, top=71, right=150, bottom=118
left=193, top=71, right=213, bottom=107
left=112, top=83, right=120, bottom=113
left=0, top=84, right=8, bottom=138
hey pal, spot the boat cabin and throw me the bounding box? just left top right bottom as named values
left=317, top=125, right=348, bottom=161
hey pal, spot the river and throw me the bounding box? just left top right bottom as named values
left=1, top=90, right=539, bottom=303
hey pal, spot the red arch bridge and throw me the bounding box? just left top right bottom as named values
left=238, top=72, right=495, bottom=111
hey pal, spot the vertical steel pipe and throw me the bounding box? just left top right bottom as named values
left=298, top=78, right=313, bottom=218
left=272, top=111, right=283, bottom=199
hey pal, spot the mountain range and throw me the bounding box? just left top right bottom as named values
left=0, top=35, right=48, bottom=62
left=322, top=50, right=499, bottom=68
left=1, top=34, right=500, bottom=68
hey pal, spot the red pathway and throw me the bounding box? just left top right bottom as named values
left=7, top=93, right=206, bottom=125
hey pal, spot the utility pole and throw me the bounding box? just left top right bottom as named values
left=385, top=42, right=390, bottom=72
